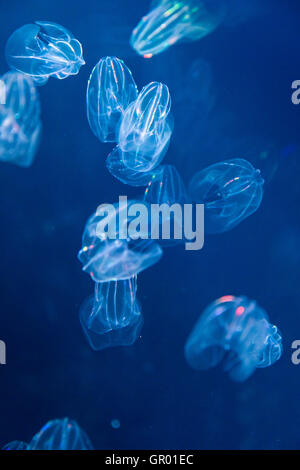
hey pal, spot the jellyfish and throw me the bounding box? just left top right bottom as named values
left=0, top=71, right=41, bottom=167
left=118, top=82, right=173, bottom=172
left=87, top=56, right=138, bottom=143
left=2, top=418, right=93, bottom=450
left=188, top=159, right=264, bottom=233
left=78, top=200, right=162, bottom=282
left=80, top=276, right=143, bottom=351
left=185, top=295, right=282, bottom=382
left=106, top=145, right=162, bottom=187
left=27, top=418, right=93, bottom=450
left=5, top=21, right=85, bottom=85
left=2, top=441, right=28, bottom=450
left=130, top=0, right=226, bottom=57
left=144, top=164, right=188, bottom=205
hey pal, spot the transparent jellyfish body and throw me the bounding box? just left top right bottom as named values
left=106, top=145, right=163, bottom=187
left=78, top=201, right=162, bottom=282
left=2, top=441, right=28, bottom=450
left=188, top=159, right=264, bottom=233
left=0, top=71, right=41, bottom=167
left=5, top=21, right=85, bottom=85
left=80, top=276, right=143, bottom=350
left=2, top=418, right=93, bottom=450
left=144, top=164, right=188, bottom=205
left=27, top=418, right=93, bottom=450
left=185, top=295, right=282, bottom=382
left=87, top=56, right=138, bottom=143
left=130, top=0, right=226, bottom=57
left=118, top=82, right=173, bottom=172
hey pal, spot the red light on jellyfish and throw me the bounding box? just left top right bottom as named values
left=218, top=295, right=235, bottom=304
left=236, top=306, right=245, bottom=316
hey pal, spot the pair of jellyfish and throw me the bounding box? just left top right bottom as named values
left=185, top=295, right=282, bottom=382
left=5, top=21, right=85, bottom=85
left=86, top=56, right=173, bottom=187
left=2, top=418, right=93, bottom=450
left=1, top=21, right=84, bottom=167
left=0, top=71, right=41, bottom=167
left=77, top=201, right=163, bottom=350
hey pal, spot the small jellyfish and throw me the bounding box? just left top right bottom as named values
left=130, top=0, right=226, bottom=57
left=80, top=276, right=143, bottom=351
left=188, top=159, right=264, bottom=233
left=78, top=201, right=162, bottom=282
left=28, top=418, right=93, bottom=450
left=111, top=419, right=121, bottom=429
left=106, top=145, right=162, bottom=187
left=2, top=441, right=28, bottom=450
left=0, top=71, right=41, bottom=167
left=5, top=21, right=85, bottom=85
left=185, top=295, right=282, bottom=382
left=118, top=82, right=173, bottom=172
left=87, top=56, right=138, bottom=143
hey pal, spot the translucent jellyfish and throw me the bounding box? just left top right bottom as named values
left=118, top=82, right=173, bottom=172
left=80, top=276, right=143, bottom=350
left=87, top=56, right=138, bottom=143
left=188, top=159, right=264, bottom=233
left=106, top=145, right=162, bottom=187
left=185, top=295, right=282, bottom=382
left=0, top=71, right=41, bottom=167
left=144, top=164, right=188, bottom=205
left=2, top=441, right=28, bottom=450
left=5, top=21, right=85, bottom=85
left=130, top=0, right=226, bottom=57
left=78, top=201, right=162, bottom=282
left=27, top=418, right=93, bottom=450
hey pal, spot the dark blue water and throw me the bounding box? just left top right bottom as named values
left=0, top=0, right=300, bottom=450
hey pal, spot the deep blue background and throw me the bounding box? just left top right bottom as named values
left=0, top=0, right=300, bottom=450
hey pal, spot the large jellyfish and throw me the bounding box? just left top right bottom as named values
left=188, top=159, right=264, bottom=233
left=5, top=21, right=85, bottom=85
left=87, top=56, right=138, bottom=143
left=185, top=295, right=282, bottom=382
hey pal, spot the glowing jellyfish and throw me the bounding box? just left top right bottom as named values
left=0, top=71, right=41, bottom=167
left=78, top=201, right=162, bottom=282
left=87, top=56, right=138, bottom=143
left=2, top=441, right=28, bottom=450
left=118, top=81, right=173, bottom=172
left=130, top=0, right=226, bottom=57
left=5, top=21, right=85, bottom=85
left=106, top=145, right=162, bottom=187
left=27, top=418, right=93, bottom=450
left=80, top=276, right=143, bottom=350
left=2, top=418, right=93, bottom=450
left=188, top=159, right=264, bottom=233
left=185, top=295, right=282, bottom=382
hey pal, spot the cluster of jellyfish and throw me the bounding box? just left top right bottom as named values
left=1, top=0, right=283, bottom=451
